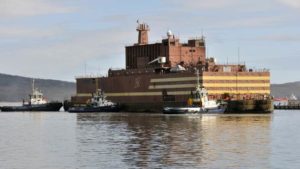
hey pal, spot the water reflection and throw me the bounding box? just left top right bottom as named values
left=76, top=113, right=272, bottom=168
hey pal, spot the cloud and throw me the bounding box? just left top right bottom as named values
left=162, top=0, right=239, bottom=9
left=161, top=0, right=278, bottom=11
left=148, top=0, right=288, bottom=33
left=0, top=27, right=63, bottom=38
left=257, top=34, right=300, bottom=42
left=217, top=16, right=284, bottom=29
left=277, top=0, right=300, bottom=8
left=0, top=0, right=75, bottom=18
left=142, top=13, right=284, bottom=38
left=0, top=0, right=299, bottom=84
left=0, top=27, right=135, bottom=80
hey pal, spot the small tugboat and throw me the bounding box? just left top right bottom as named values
left=0, top=80, right=62, bottom=112
left=68, top=89, right=120, bottom=113
left=163, top=70, right=226, bottom=114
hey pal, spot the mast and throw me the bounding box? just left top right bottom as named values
left=32, top=79, right=35, bottom=93
left=196, top=69, right=201, bottom=88
left=193, top=68, right=203, bottom=105
left=95, top=78, right=98, bottom=93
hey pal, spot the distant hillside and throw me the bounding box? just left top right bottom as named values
left=271, top=81, right=300, bottom=99
left=0, top=73, right=76, bottom=102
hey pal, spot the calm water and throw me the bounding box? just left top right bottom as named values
left=0, top=110, right=299, bottom=169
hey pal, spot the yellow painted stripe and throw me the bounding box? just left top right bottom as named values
left=106, top=92, right=161, bottom=97
left=204, top=83, right=270, bottom=87
left=203, top=76, right=270, bottom=80
left=168, top=91, right=191, bottom=95
left=105, top=91, right=195, bottom=97
left=149, top=83, right=269, bottom=89
left=149, top=84, right=195, bottom=89
left=208, top=90, right=270, bottom=94
left=150, top=77, right=197, bottom=83
left=151, top=76, right=270, bottom=83
left=76, top=93, right=92, bottom=97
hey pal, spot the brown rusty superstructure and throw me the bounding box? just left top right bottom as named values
left=126, top=23, right=205, bottom=69
left=71, top=22, right=272, bottom=113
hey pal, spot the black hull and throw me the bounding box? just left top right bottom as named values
left=68, top=105, right=120, bottom=113
left=116, top=99, right=273, bottom=114
left=63, top=100, right=72, bottom=111
left=163, top=107, right=226, bottom=114
left=225, top=100, right=273, bottom=113
left=0, top=102, right=62, bottom=112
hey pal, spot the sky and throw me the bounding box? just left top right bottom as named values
left=0, top=0, right=299, bottom=83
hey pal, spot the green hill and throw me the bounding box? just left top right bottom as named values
left=271, top=82, right=300, bottom=99
left=0, top=73, right=75, bottom=102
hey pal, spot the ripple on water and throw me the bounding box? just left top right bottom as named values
left=0, top=111, right=299, bottom=168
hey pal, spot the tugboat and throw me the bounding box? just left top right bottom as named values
left=68, top=89, right=120, bottom=113
left=163, top=70, right=226, bottom=114
left=0, top=80, right=62, bottom=112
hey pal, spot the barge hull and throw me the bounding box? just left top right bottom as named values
left=72, top=71, right=272, bottom=113
left=119, top=100, right=273, bottom=113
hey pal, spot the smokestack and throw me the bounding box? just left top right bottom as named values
left=136, top=22, right=150, bottom=45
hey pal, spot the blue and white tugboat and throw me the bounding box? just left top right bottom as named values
left=163, top=70, right=226, bottom=114
left=68, top=89, right=120, bottom=113
left=0, top=80, right=62, bottom=112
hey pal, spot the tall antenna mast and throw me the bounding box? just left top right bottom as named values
left=226, top=56, right=228, bottom=65
left=238, top=47, right=240, bottom=65
left=84, top=61, right=87, bottom=75
left=196, top=69, right=200, bottom=88
left=32, top=79, right=35, bottom=93
left=96, top=78, right=98, bottom=92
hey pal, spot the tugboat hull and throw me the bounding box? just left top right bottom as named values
left=163, top=106, right=226, bottom=114
left=68, top=105, right=120, bottom=113
left=0, top=102, right=62, bottom=112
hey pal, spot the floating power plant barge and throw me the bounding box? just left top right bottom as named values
left=69, top=22, right=273, bottom=113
